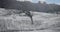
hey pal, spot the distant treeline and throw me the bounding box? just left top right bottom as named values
left=0, top=0, right=60, bottom=13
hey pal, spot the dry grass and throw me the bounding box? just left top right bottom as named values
left=0, top=9, right=60, bottom=32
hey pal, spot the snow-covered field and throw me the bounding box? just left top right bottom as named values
left=0, top=11, right=60, bottom=32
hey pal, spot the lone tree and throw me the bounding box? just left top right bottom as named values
left=24, top=11, right=33, bottom=24
left=20, top=1, right=34, bottom=24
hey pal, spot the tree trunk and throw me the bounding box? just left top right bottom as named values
left=56, top=12, right=58, bottom=16
left=30, top=16, right=33, bottom=24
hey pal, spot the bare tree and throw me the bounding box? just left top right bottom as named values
left=24, top=11, right=33, bottom=24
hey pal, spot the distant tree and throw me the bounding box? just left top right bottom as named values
left=0, top=0, right=17, bottom=9
left=38, top=1, right=41, bottom=4
left=48, top=4, right=60, bottom=16
left=43, top=2, right=46, bottom=4
left=0, top=0, right=5, bottom=8
left=0, top=0, right=60, bottom=15
left=54, top=5, right=60, bottom=16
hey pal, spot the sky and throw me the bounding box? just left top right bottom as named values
left=45, top=0, right=60, bottom=5
left=17, top=0, right=60, bottom=5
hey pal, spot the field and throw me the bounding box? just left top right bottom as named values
left=0, top=9, right=60, bottom=32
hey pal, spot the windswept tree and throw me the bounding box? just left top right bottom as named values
left=24, top=11, right=33, bottom=24
left=23, top=2, right=34, bottom=24
left=19, top=1, right=34, bottom=24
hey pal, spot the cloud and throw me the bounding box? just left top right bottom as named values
left=25, top=0, right=32, bottom=2
left=16, top=0, right=46, bottom=3
left=17, top=0, right=32, bottom=2
left=17, top=0, right=24, bottom=1
left=56, top=3, right=60, bottom=5
left=39, top=0, right=46, bottom=1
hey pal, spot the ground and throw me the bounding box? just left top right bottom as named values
left=0, top=9, right=60, bottom=32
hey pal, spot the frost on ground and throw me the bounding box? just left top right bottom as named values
left=0, top=9, right=60, bottom=32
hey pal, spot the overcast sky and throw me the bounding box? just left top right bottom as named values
left=17, top=0, right=60, bottom=5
